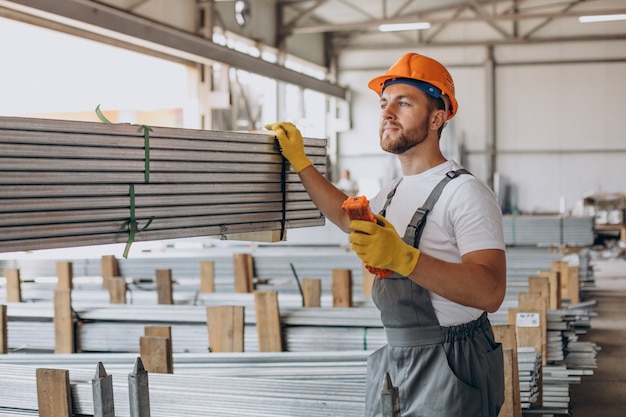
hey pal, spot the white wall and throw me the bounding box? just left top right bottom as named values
left=495, top=44, right=626, bottom=213
left=336, top=41, right=626, bottom=213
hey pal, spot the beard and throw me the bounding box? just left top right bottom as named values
left=379, top=117, right=430, bottom=154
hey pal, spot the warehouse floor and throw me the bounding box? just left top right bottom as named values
left=570, top=256, right=626, bottom=417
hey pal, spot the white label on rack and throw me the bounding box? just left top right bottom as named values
left=516, top=312, right=540, bottom=327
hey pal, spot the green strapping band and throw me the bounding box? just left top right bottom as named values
left=139, top=124, right=152, bottom=184
left=96, top=105, right=152, bottom=183
left=123, top=184, right=154, bottom=258
left=95, top=104, right=111, bottom=123
left=95, top=105, right=155, bottom=257
left=363, top=327, right=367, bottom=351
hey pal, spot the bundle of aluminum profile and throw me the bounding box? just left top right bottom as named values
left=517, top=347, right=542, bottom=409
left=0, top=243, right=365, bottom=297
left=541, top=364, right=593, bottom=411
left=3, top=245, right=593, bottom=355
left=4, top=301, right=385, bottom=353
left=0, top=116, right=327, bottom=253
left=503, top=215, right=594, bottom=246
left=0, top=350, right=371, bottom=380
left=0, top=361, right=366, bottom=417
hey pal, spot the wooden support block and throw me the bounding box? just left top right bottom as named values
left=233, top=253, right=254, bottom=293
left=36, top=368, right=72, bottom=417
left=498, top=348, right=515, bottom=417
left=145, top=326, right=172, bottom=339
left=528, top=276, right=550, bottom=308
left=568, top=266, right=580, bottom=305
left=552, top=261, right=570, bottom=301
left=301, top=278, right=321, bottom=307
left=56, top=261, right=73, bottom=290
left=101, top=255, right=119, bottom=290
left=200, top=260, right=215, bottom=293
left=332, top=268, right=353, bottom=307
left=140, top=335, right=173, bottom=374
left=0, top=304, right=7, bottom=354
left=361, top=264, right=375, bottom=297
left=219, top=230, right=283, bottom=243
left=155, top=269, right=174, bottom=305
left=493, top=324, right=522, bottom=417
left=537, top=270, right=561, bottom=310
left=206, top=306, right=245, bottom=352
left=518, top=292, right=547, bottom=366
left=144, top=326, right=174, bottom=373
left=128, top=357, right=150, bottom=417
left=508, top=308, right=544, bottom=407
left=4, top=268, right=22, bottom=303
left=254, top=290, right=282, bottom=352
left=108, top=277, right=127, bottom=304
left=92, top=362, right=115, bottom=417
left=54, top=289, right=75, bottom=354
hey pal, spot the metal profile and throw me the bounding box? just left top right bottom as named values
left=0, top=116, right=327, bottom=252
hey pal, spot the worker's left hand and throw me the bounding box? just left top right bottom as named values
left=349, top=213, right=421, bottom=277
left=265, top=121, right=313, bottom=173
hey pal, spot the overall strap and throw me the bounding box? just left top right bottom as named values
left=403, top=169, right=471, bottom=248
left=380, top=177, right=403, bottom=217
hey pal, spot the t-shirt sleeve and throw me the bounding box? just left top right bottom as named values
left=449, top=179, right=506, bottom=255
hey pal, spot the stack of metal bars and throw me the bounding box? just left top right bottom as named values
left=517, top=347, right=542, bottom=409
left=0, top=350, right=371, bottom=380
left=0, top=362, right=367, bottom=417
left=0, top=116, right=326, bottom=253
left=4, top=300, right=387, bottom=353
left=562, top=217, right=595, bottom=247
left=502, top=215, right=595, bottom=247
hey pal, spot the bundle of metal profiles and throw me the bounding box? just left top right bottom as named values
left=502, top=215, right=595, bottom=247
left=0, top=350, right=370, bottom=380
left=0, top=246, right=600, bottom=415
left=0, top=244, right=366, bottom=297
left=2, top=246, right=594, bottom=353
left=4, top=301, right=386, bottom=353
left=0, top=116, right=326, bottom=253
left=0, top=359, right=367, bottom=417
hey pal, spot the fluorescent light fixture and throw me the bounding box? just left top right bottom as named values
left=579, top=14, right=626, bottom=23
left=379, top=22, right=431, bottom=32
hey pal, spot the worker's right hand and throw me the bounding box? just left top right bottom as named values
left=349, top=213, right=421, bottom=277
left=265, top=121, right=313, bottom=173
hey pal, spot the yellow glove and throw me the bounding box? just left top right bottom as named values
left=349, top=213, right=421, bottom=277
left=264, top=121, right=313, bottom=173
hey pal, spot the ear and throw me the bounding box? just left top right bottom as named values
left=430, top=109, right=447, bottom=131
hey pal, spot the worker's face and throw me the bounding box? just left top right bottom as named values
left=378, top=83, right=433, bottom=154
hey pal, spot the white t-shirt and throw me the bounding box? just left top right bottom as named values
left=370, top=160, right=505, bottom=326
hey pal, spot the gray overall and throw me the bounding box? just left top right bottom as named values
left=365, top=170, right=504, bottom=417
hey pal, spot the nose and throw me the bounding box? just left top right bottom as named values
left=381, top=104, right=395, bottom=120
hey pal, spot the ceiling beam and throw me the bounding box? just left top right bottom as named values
left=341, top=32, right=626, bottom=50
left=0, top=0, right=348, bottom=99
left=287, top=7, right=626, bottom=34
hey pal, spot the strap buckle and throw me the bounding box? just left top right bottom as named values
left=446, top=170, right=460, bottom=179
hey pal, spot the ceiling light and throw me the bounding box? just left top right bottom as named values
left=378, top=22, right=431, bottom=32
left=578, top=14, right=626, bottom=23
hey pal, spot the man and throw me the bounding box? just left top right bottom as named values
left=335, top=169, right=359, bottom=196
left=266, top=52, right=506, bottom=417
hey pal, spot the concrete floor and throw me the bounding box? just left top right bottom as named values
left=570, top=257, right=626, bottom=417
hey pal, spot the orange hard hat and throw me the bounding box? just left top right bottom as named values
left=368, top=52, right=458, bottom=119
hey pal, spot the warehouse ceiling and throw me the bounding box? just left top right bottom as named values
left=1, top=0, right=625, bottom=97
left=278, top=0, right=626, bottom=50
